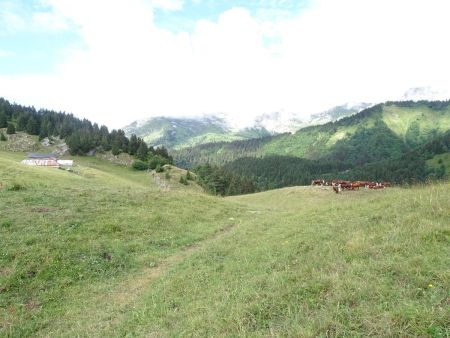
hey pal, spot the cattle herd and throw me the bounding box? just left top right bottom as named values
left=311, top=179, right=391, bottom=193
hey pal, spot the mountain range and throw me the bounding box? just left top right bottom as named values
left=123, top=103, right=371, bottom=150
left=172, top=100, right=450, bottom=190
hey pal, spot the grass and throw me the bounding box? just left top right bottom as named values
left=0, top=151, right=240, bottom=336
left=383, top=104, right=450, bottom=141
left=1, top=150, right=449, bottom=337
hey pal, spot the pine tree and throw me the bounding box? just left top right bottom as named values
left=136, top=141, right=149, bottom=161
left=60, top=119, right=73, bottom=138
left=26, top=116, right=40, bottom=135
left=6, top=123, right=15, bottom=134
left=0, top=111, right=7, bottom=128
left=128, top=134, right=139, bottom=155
left=16, top=114, right=28, bottom=131
left=111, top=141, right=121, bottom=155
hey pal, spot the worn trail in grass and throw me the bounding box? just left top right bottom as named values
left=1, top=151, right=449, bottom=337
left=0, top=151, right=243, bottom=336
left=46, top=221, right=239, bottom=337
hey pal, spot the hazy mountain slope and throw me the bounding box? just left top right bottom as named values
left=174, top=101, right=450, bottom=168
left=123, top=116, right=272, bottom=150
left=305, top=102, right=372, bottom=127
left=123, top=103, right=368, bottom=150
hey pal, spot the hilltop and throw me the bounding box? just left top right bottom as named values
left=0, top=151, right=448, bottom=336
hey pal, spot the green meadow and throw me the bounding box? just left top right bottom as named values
left=1, top=151, right=449, bottom=337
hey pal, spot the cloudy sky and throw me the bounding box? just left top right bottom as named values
left=0, top=0, right=449, bottom=128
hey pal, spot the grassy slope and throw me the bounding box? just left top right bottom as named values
left=0, top=151, right=239, bottom=336
left=383, top=104, right=450, bottom=142
left=113, top=184, right=449, bottom=337
left=264, top=103, right=450, bottom=159
left=1, top=151, right=449, bottom=336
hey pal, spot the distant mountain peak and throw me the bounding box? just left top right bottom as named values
left=402, top=86, right=449, bottom=101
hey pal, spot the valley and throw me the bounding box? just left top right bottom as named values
left=3, top=1, right=450, bottom=336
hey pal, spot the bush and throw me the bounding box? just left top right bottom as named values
left=186, top=170, right=193, bottom=180
left=165, top=171, right=171, bottom=180
left=132, top=160, right=149, bottom=171
left=179, top=175, right=188, bottom=185
left=0, top=132, right=6, bottom=141
left=155, top=164, right=164, bottom=173
left=148, top=155, right=171, bottom=170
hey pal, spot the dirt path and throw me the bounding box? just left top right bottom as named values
left=111, top=221, right=237, bottom=308
left=52, top=221, right=239, bottom=337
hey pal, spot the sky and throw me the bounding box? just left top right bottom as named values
left=0, top=0, right=450, bottom=129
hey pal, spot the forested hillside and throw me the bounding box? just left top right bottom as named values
left=179, top=101, right=450, bottom=194
left=174, top=101, right=450, bottom=168
left=217, top=131, right=450, bottom=192
left=0, top=97, right=142, bottom=156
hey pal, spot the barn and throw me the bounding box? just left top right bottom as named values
left=21, top=153, right=60, bottom=168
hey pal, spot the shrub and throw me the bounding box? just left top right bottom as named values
left=155, top=164, right=164, bottom=173
left=179, top=175, right=188, bottom=185
left=148, top=155, right=171, bottom=170
left=132, top=160, right=149, bottom=171
left=165, top=171, right=171, bottom=180
left=0, top=132, right=6, bottom=141
left=186, top=170, right=193, bottom=180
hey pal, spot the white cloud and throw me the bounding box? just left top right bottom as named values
left=0, top=49, right=13, bottom=57
left=0, top=0, right=450, bottom=128
left=151, top=0, right=184, bottom=11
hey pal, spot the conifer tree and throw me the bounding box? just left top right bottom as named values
left=16, top=114, right=28, bottom=131
left=0, top=111, right=7, bottom=128
left=136, top=141, right=148, bottom=161
left=26, top=116, right=40, bottom=135
left=128, top=134, right=139, bottom=155
left=6, top=123, right=15, bottom=134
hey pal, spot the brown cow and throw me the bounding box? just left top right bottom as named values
left=368, top=182, right=385, bottom=189
left=311, top=179, right=325, bottom=186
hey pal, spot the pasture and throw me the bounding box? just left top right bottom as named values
left=0, top=151, right=449, bottom=337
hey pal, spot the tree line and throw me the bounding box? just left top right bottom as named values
left=192, top=127, right=449, bottom=195
left=325, top=130, right=450, bottom=184
left=0, top=97, right=173, bottom=164
left=194, top=163, right=257, bottom=196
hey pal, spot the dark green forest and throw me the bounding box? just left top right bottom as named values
left=181, top=101, right=450, bottom=195
left=327, top=130, right=450, bottom=184
left=195, top=130, right=450, bottom=194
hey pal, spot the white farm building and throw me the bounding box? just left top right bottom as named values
left=21, top=153, right=73, bottom=168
